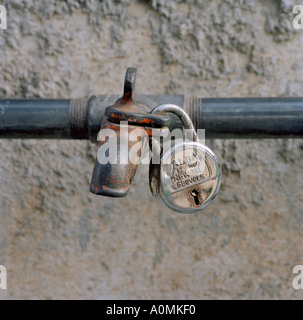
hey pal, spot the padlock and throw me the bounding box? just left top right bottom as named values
left=149, top=104, right=221, bottom=213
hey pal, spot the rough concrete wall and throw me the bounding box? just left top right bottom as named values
left=0, top=0, right=303, bottom=299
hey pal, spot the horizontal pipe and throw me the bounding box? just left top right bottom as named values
left=0, top=99, right=71, bottom=139
left=0, top=96, right=302, bottom=140
left=201, top=97, right=303, bottom=139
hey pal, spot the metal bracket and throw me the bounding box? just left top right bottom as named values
left=104, top=68, right=171, bottom=128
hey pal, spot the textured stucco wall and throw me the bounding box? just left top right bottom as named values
left=0, top=0, right=303, bottom=299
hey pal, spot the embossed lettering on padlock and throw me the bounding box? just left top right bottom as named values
left=149, top=104, right=221, bottom=214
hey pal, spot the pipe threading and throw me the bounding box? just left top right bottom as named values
left=184, top=97, right=203, bottom=130
left=69, top=97, right=90, bottom=139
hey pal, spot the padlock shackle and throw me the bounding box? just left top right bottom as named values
left=150, top=104, right=199, bottom=142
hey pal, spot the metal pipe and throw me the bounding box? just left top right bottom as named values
left=201, top=97, right=303, bottom=139
left=0, top=96, right=302, bottom=140
left=0, top=99, right=71, bottom=139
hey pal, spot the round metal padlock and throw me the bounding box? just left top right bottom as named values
left=149, top=104, right=221, bottom=214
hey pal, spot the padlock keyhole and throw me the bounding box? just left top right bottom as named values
left=190, top=189, right=200, bottom=206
